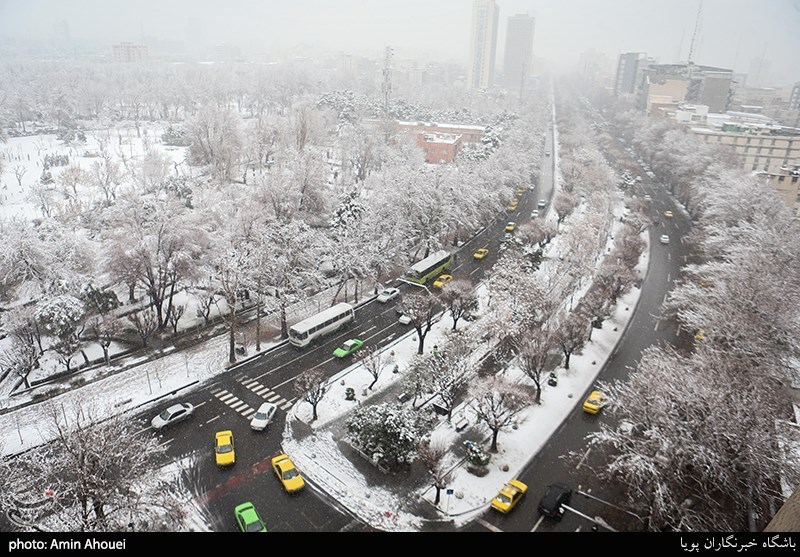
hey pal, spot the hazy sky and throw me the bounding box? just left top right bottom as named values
left=1, top=0, right=798, bottom=85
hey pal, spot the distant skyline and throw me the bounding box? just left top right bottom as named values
left=0, top=0, right=798, bottom=85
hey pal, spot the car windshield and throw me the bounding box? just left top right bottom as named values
left=339, top=343, right=351, bottom=351
left=217, top=443, right=233, bottom=453
left=254, top=412, right=267, bottom=421
left=283, top=468, right=299, bottom=480
left=496, top=493, right=511, bottom=504
left=381, top=290, right=393, bottom=296
left=246, top=520, right=263, bottom=533
left=158, top=410, right=172, bottom=421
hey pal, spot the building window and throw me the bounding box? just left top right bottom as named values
left=778, top=176, right=786, bottom=182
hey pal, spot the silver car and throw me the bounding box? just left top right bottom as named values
left=376, top=287, right=400, bottom=303
left=151, top=402, right=194, bottom=430
left=660, top=235, right=670, bottom=245
left=250, top=402, right=278, bottom=431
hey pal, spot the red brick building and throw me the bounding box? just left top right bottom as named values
left=396, top=120, right=486, bottom=163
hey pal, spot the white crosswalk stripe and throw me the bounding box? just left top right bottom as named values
left=266, top=393, right=280, bottom=403
left=252, top=385, right=270, bottom=396
left=280, top=400, right=294, bottom=411
left=230, top=400, right=248, bottom=411
left=241, top=408, right=256, bottom=418
left=217, top=392, right=235, bottom=403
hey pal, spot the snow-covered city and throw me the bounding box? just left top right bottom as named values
left=1, top=0, right=799, bottom=541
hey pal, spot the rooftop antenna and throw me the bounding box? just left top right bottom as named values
left=687, top=0, right=703, bottom=65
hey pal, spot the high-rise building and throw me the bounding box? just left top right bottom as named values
left=790, top=83, right=800, bottom=112
left=112, top=42, right=149, bottom=63
left=467, top=0, right=499, bottom=90
left=614, top=52, right=648, bottom=97
left=503, top=13, right=535, bottom=94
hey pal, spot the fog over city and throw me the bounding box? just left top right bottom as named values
left=2, top=0, right=800, bottom=539
left=1, top=0, right=799, bottom=84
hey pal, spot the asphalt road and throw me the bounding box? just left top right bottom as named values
left=461, top=111, right=694, bottom=532
left=130, top=133, right=556, bottom=531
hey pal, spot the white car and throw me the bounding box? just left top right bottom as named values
left=376, top=287, right=400, bottom=303
left=151, top=403, right=194, bottom=430
left=660, top=235, right=670, bottom=244
left=250, top=402, right=278, bottom=431
left=398, top=314, right=412, bottom=325
left=537, top=200, right=546, bottom=209
left=531, top=209, right=540, bottom=218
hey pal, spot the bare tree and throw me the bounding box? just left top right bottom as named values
left=398, top=291, right=438, bottom=355
left=596, top=260, right=636, bottom=304
left=86, top=315, right=119, bottom=366
left=0, top=336, right=39, bottom=389
left=553, top=192, right=579, bottom=224
left=358, top=345, right=391, bottom=390
left=128, top=305, right=159, bottom=348
left=166, top=304, right=186, bottom=335
left=517, top=328, right=554, bottom=404
left=440, top=279, right=477, bottom=331
left=552, top=311, right=587, bottom=370
left=294, top=368, right=327, bottom=422
left=4, top=402, right=186, bottom=532
left=579, top=288, right=609, bottom=342
left=471, top=377, right=529, bottom=452
left=418, top=439, right=453, bottom=506
left=402, top=357, right=433, bottom=409
left=12, top=165, right=27, bottom=188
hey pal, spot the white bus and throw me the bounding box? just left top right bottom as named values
left=288, top=302, right=355, bottom=348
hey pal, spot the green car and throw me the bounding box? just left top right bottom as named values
left=333, top=338, right=364, bottom=358
left=234, top=502, right=267, bottom=532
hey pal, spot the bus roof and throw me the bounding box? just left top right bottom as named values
left=289, top=302, right=353, bottom=334
left=409, top=250, right=450, bottom=274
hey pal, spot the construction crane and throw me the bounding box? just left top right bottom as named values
left=687, top=0, right=703, bottom=65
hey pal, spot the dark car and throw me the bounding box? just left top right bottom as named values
left=537, top=483, right=572, bottom=520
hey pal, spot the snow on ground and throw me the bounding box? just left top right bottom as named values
left=0, top=128, right=186, bottom=220
left=0, top=333, right=280, bottom=457
left=283, top=225, right=649, bottom=529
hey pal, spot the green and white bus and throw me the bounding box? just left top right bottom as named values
left=288, top=303, right=355, bottom=348
left=404, top=250, right=453, bottom=285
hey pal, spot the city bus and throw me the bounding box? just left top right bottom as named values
left=404, top=250, right=453, bottom=285
left=288, top=303, right=355, bottom=348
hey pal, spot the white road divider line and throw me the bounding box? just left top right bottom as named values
left=476, top=517, right=503, bottom=533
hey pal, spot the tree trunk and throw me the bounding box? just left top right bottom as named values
left=255, top=278, right=262, bottom=352
left=81, top=350, right=90, bottom=365
left=434, top=486, right=441, bottom=506
left=563, top=350, right=571, bottom=370
left=416, top=327, right=426, bottom=355
left=228, top=302, right=237, bottom=364
left=102, top=344, right=110, bottom=366
left=162, top=279, right=178, bottom=331
left=280, top=303, right=288, bottom=340
left=490, top=429, right=499, bottom=452
left=128, top=282, right=135, bottom=302
left=312, top=401, right=318, bottom=421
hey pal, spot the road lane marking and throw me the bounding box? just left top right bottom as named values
left=476, top=517, right=503, bottom=532
left=158, top=438, right=175, bottom=448
left=195, top=401, right=207, bottom=409
left=205, top=415, right=220, bottom=425
left=471, top=268, right=480, bottom=276
left=280, top=401, right=294, bottom=410
left=358, top=326, right=376, bottom=335
left=252, top=385, right=269, bottom=396
left=217, top=392, right=234, bottom=403
left=266, top=393, right=281, bottom=402
left=530, top=515, right=545, bottom=532
left=209, top=387, right=221, bottom=394
left=240, top=407, right=255, bottom=417
left=576, top=447, right=592, bottom=470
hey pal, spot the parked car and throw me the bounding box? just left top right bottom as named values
left=214, top=430, right=235, bottom=467
left=473, top=248, right=489, bottom=260
left=505, top=222, right=517, bottom=232
left=491, top=480, right=528, bottom=513
left=333, top=338, right=364, bottom=358
left=234, top=502, right=267, bottom=532
left=272, top=453, right=305, bottom=493
left=250, top=402, right=278, bottom=431
left=507, top=201, right=519, bottom=211
left=537, top=483, right=572, bottom=520
left=660, top=234, right=670, bottom=245
left=582, top=390, right=608, bottom=414
left=151, top=403, right=194, bottom=430
left=376, top=287, right=400, bottom=303
left=432, top=274, right=453, bottom=288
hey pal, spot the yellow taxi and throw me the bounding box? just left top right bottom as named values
left=272, top=453, right=305, bottom=493
left=505, top=222, right=517, bottom=232
left=214, top=430, right=236, bottom=467
left=582, top=390, right=608, bottom=414
left=664, top=210, right=674, bottom=218
left=432, top=274, right=453, bottom=288
left=517, top=186, right=526, bottom=195
left=491, top=480, right=528, bottom=513
left=507, top=201, right=519, bottom=211
left=473, top=248, right=489, bottom=260
left=695, top=328, right=707, bottom=341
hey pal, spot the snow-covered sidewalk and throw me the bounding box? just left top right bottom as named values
left=282, top=232, right=649, bottom=530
